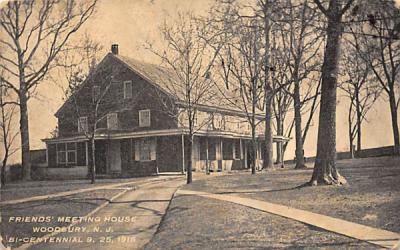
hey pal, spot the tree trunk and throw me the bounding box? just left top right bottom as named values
left=19, top=85, right=31, bottom=181
left=251, top=124, right=257, bottom=175
left=348, top=96, right=355, bottom=159
left=262, top=6, right=274, bottom=171
left=310, top=9, right=346, bottom=185
left=205, top=137, right=210, bottom=175
left=91, top=137, right=96, bottom=184
left=263, top=96, right=274, bottom=170
left=294, top=79, right=306, bottom=169
left=1, top=158, right=6, bottom=187
left=389, top=90, right=400, bottom=155
left=355, top=88, right=362, bottom=153
left=275, top=115, right=283, bottom=165
left=187, top=135, right=193, bottom=184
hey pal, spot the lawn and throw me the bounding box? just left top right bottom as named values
left=0, top=176, right=155, bottom=202
left=1, top=188, right=122, bottom=249
left=144, top=156, right=400, bottom=249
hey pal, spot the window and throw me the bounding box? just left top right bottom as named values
left=56, top=142, right=76, bottom=166
left=78, top=117, right=88, bottom=133
left=213, top=113, right=225, bottom=130
left=139, top=109, right=151, bottom=127
left=107, top=113, right=118, bottom=130
left=178, top=111, right=187, bottom=127
left=194, top=114, right=198, bottom=127
left=140, top=139, right=151, bottom=161
left=123, top=81, right=133, bottom=99
left=236, top=121, right=241, bottom=131
left=221, top=115, right=226, bottom=130
left=134, top=138, right=156, bottom=161
left=57, top=143, right=66, bottom=164
left=92, top=85, right=100, bottom=103
left=196, top=112, right=207, bottom=127
left=207, top=113, right=214, bottom=129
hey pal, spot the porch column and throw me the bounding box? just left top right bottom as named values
left=220, top=138, right=223, bottom=171
left=85, top=141, right=89, bottom=167
left=232, top=139, right=235, bottom=159
left=206, top=137, right=210, bottom=175
left=239, top=138, right=243, bottom=168
left=244, top=140, right=248, bottom=168
left=276, top=141, right=283, bottom=165
left=278, top=141, right=284, bottom=167
left=181, top=134, right=185, bottom=174
left=216, top=138, right=223, bottom=171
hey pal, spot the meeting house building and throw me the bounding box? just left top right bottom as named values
left=42, top=45, right=289, bottom=178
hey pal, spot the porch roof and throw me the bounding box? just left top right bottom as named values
left=42, top=129, right=290, bottom=144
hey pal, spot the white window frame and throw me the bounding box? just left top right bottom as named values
left=139, top=109, right=151, bottom=127
left=56, top=142, right=77, bottom=166
left=92, top=85, right=100, bottom=103
left=123, top=81, right=133, bottom=99
left=140, top=139, right=152, bottom=161
left=56, top=143, right=66, bottom=165
left=107, top=112, right=118, bottom=130
left=78, top=116, right=88, bottom=133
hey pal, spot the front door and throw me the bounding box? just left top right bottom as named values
left=107, top=140, right=121, bottom=174
left=95, top=141, right=107, bottom=174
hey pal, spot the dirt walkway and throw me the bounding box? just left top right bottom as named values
left=0, top=176, right=181, bottom=206
left=16, top=178, right=185, bottom=250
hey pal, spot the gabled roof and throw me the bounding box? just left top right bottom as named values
left=113, top=54, right=236, bottom=110
left=56, top=52, right=263, bottom=117
left=55, top=53, right=113, bottom=117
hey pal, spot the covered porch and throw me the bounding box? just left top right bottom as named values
left=43, top=129, right=290, bottom=179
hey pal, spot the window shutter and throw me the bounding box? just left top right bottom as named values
left=134, top=140, right=140, bottom=161
left=150, top=139, right=156, bottom=160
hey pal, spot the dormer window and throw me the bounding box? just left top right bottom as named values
left=107, top=112, right=118, bottom=130
left=139, top=109, right=151, bottom=127
left=123, top=81, right=133, bottom=99
left=78, top=116, right=88, bottom=133
left=92, top=85, right=100, bottom=103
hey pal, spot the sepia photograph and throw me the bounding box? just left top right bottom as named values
left=0, top=0, right=399, bottom=249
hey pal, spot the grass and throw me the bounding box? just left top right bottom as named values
left=0, top=188, right=122, bottom=249
left=187, top=156, right=400, bottom=233
left=0, top=176, right=155, bottom=202
left=144, top=156, right=399, bottom=249
left=144, top=194, right=374, bottom=249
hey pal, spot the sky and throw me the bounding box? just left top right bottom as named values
left=2, top=0, right=400, bottom=163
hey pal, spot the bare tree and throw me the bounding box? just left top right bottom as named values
left=56, top=37, right=108, bottom=184
left=230, top=20, right=266, bottom=174
left=275, top=0, right=324, bottom=169
left=147, top=12, right=220, bottom=183
left=339, top=44, right=381, bottom=158
left=0, top=82, right=18, bottom=188
left=309, top=0, right=354, bottom=186
left=0, top=0, right=97, bottom=180
left=205, top=0, right=278, bottom=172
left=270, top=32, right=293, bottom=166
left=348, top=0, right=400, bottom=155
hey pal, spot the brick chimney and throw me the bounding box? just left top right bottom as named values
left=111, top=44, right=119, bottom=55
